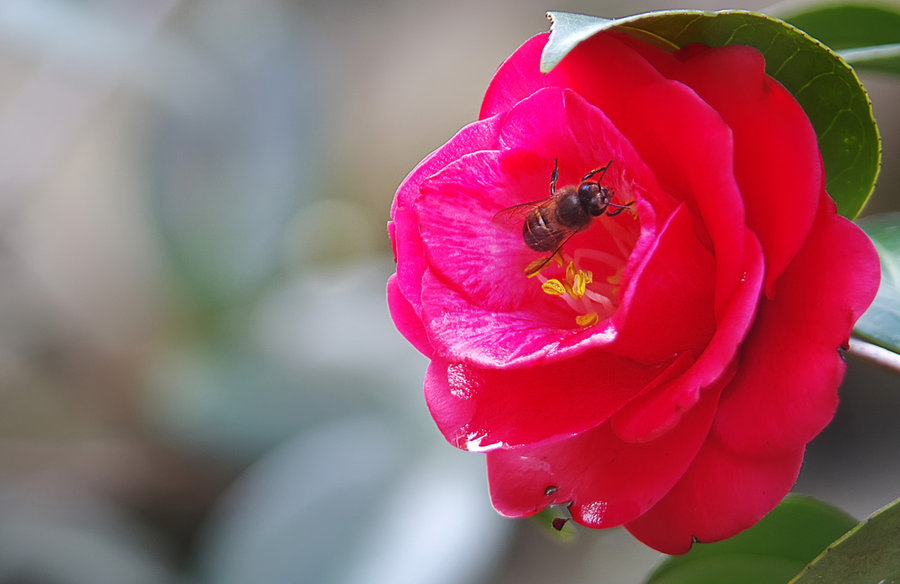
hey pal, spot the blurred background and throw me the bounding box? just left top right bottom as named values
left=0, top=0, right=896, bottom=582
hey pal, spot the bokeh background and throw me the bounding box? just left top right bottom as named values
left=0, top=0, right=897, bottom=582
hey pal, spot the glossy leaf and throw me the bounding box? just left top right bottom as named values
left=854, top=212, right=900, bottom=353
left=779, top=4, right=900, bottom=76
left=644, top=495, right=856, bottom=584
left=543, top=10, right=880, bottom=220
left=789, top=497, right=900, bottom=583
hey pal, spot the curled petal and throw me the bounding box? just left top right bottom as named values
left=486, top=376, right=724, bottom=528
left=417, top=149, right=541, bottom=313
left=620, top=78, right=745, bottom=318
left=424, top=351, right=668, bottom=450
left=711, top=196, right=881, bottom=457
left=391, top=115, right=504, bottom=315
left=641, top=42, right=823, bottom=296
left=610, top=203, right=717, bottom=364
left=611, top=229, right=764, bottom=443
left=480, top=34, right=552, bottom=120
left=480, top=32, right=666, bottom=121
left=387, top=274, right=433, bottom=357
left=625, top=436, right=805, bottom=554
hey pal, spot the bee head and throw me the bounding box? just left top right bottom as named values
left=578, top=183, right=614, bottom=216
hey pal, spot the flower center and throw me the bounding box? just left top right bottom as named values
left=526, top=211, right=638, bottom=328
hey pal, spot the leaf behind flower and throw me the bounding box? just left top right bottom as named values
left=543, top=10, right=880, bottom=220
left=777, top=3, right=900, bottom=76
left=787, top=496, right=900, bottom=583
left=854, top=212, right=900, bottom=354
left=643, top=495, right=856, bottom=584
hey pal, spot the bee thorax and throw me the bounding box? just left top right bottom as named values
left=555, top=189, right=589, bottom=227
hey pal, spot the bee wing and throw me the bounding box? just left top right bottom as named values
left=491, top=198, right=548, bottom=232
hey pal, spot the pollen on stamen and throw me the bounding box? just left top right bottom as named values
left=525, top=258, right=547, bottom=277
left=525, top=253, right=564, bottom=278
left=607, top=268, right=623, bottom=286
left=530, top=248, right=627, bottom=328
left=541, top=279, right=567, bottom=295
left=576, top=312, right=599, bottom=327
left=571, top=273, right=588, bottom=298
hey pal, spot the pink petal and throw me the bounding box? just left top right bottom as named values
left=418, top=89, right=634, bottom=316
left=415, top=88, right=682, bottom=362
left=620, top=78, right=746, bottom=318
left=491, top=86, right=679, bottom=284
left=420, top=270, right=589, bottom=367
left=386, top=274, right=433, bottom=357
left=664, top=44, right=823, bottom=296
left=417, top=199, right=719, bottom=371
left=390, top=115, right=504, bottom=317
left=486, top=376, right=725, bottom=527
left=711, top=195, right=881, bottom=457
left=480, top=34, right=552, bottom=119
left=424, top=351, right=669, bottom=450
left=625, top=198, right=879, bottom=555
left=625, top=436, right=806, bottom=554
left=610, top=229, right=765, bottom=443
left=485, top=33, right=749, bottom=319
left=416, top=149, right=540, bottom=313
left=480, top=32, right=666, bottom=122
left=610, top=203, right=717, bottom=365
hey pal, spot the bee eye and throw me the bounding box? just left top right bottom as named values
left=578, top=183, right=599, bottom=199
left=578, top=183, right=605, bottom=215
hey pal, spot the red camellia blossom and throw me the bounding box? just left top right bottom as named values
left=387, top=30, right=880, bottom=554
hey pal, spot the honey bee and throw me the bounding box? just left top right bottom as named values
left=492, top=159, right=632, bottom=276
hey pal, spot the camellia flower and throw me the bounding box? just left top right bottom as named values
left=387, top=29, right=880, bottom=553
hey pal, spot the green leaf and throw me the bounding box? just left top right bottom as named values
left=854, top=212, right=900, bottom=353
left=789, top=497, right=900, bottom=583
left=778, top=4, right=900, bottom=76
left=543, top=10, right=880, bottom=219
left=644, top=495, right=856, bottom=584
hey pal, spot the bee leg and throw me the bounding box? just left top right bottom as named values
left=605, top=201, right=634, bottom=217
left=525, top=230, right=579, bottom=277
left=582, top=159, right=614, bottom=182
left=550, top=158, right=559, bottom=196
left=525, top=254, right=556, bottom=277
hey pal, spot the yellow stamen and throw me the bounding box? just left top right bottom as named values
left=607, top=269, right=622, bottom=286
left=571, top=273, right=588, bottom=298
left=541, top=279, right=567, bottom=295
left=525, top=253, right=565, bottom=277
left=576, top=312, right=599, bottom=327
left=525, top=258, right=547, bottom=277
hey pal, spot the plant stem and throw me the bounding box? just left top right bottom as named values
left=847, top=336, right=900, bottom=375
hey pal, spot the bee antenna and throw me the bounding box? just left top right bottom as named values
left=605, top=201, right=634, bottom=217
left=582, top=159, right=614, bottom=183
